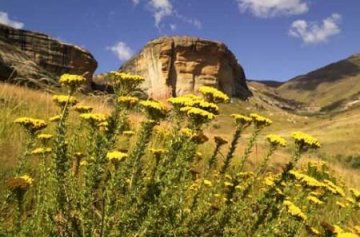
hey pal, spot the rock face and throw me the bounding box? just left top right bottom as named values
left=0, top=23, right=97, bottom=88
left=120, top=36, right=251, bottom=99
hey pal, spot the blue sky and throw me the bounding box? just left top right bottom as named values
left=1, top=0, right=359, bottom=81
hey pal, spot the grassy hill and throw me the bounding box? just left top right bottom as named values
left=1, top=82, right=359, bottom=187
left=275, top=54, right=360, bottom=112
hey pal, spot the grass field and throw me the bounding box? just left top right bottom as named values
left=1, top=82, right=359, bottom=187
left=0, top=77, right=359, bottom=236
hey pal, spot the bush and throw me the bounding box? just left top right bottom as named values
left=0, top=73, right=359, bottom=236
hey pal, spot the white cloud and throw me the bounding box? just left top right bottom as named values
left=130, top=0, right=201, bottom=29
left=149, top=0, right=173, bottom=28
left=236, top=0, right=308, bottom=18
left=107, top=41, right=133, bottom=61
left=132, top=0, right=140, bottom=5
left=170, top=24, right=176, bottom=31
left=0, top=11, right=24, bottom=29
left=174, top=12, right=202, bottom=29
left=289, top=13, right=342, bottom=44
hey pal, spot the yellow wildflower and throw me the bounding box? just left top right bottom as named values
left=150, top=148, right=166, bottom=156
left=345, top=197, right=355, bottom=204
left=350, top=188, right=360, bottom=201
left=198, top=86, right=229, bottom=103
left=354, top=226, right=360, bottom=235
left=180, top=128, right=195, bottom=138
left=118, top=96, right=139, bottom=108
left=264, top=175, right=275, bottom=187
left=109, top=71, right=145, bottom=83
left=98, top=121, right=109, bottom=131
left=180, top=106, right=215, bottom=122
left=337, top=233, right=358, bottom=237
left=192, top=100, right=219, bottom=114
left=321, top=222, right=346, bottom=235
left=14, top=117, right=47, bottom=133
left=289, top=170, right=324, bottom=188
left=108, top=71, right=145, bottom=94
left=203, top=179, right=213, bottom=187
left=52, top=95, right=78, bottom=107
left=59, top=73, right=86, bottom=88
left=31, top=147, right=52, bottom=155
left=224, top=181, right=233, bottom=187
left=307, top=195, right=324, bottom=205
left=80, top=113, right=107, bottom=126
left=292, top=131, right=320, bottom=150
left=37, top=133, right=53, bottom=141
left=283, top=200, right=307, bottom=221
left=140, top=100, right=167, bottom=120
left=336, top=201, right=348, bottom=208
left=7, top=175, right=33, bottom=191
left=123, top=130, right=135, bottom=136
left=106, top=151, right=128, bottom=162
left=231, top=114, right=252, bottom=127
left=266, top=134, right=287, bottom=147
left=168, top=96, right=194, bottom=108
left=49, top=115, right=62, bottom=122
left=80, top=160, right=88, bottom=167
left=323, top=180, right=345, bottom=197
left=305, top=225, right=322, bottom=236
left=250, top=113, right=272, bottom=128
left=74, top=105, right=93, bottom=113
left=237, top=171, right=254, bottom=179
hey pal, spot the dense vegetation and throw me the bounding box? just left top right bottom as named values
left=0, top=73, right=359, bottom=236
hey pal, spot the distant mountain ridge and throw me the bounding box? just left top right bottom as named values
left=251, top=54, right=360, bottom=112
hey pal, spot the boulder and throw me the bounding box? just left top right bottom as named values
left=0, top=23, right=97, bottom=88
left=119, top=36, right=251, bottom=99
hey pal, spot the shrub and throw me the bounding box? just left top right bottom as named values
left=0, top=72, right=359, bottom=236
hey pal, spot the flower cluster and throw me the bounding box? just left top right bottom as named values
left=31, top=147, right=52, bottom=155
left=80, top=113, right=107, bottom=127
left=106, top=151, right=128, bottom=163
left=323, top=179, right=345, bottom=197
left=108, top=71, right=145, bottom=95
left=118, top=96, right=139, bottom=109
left=59, top=74, right=86, bottom=89
left=74, top=105, right=93, bottom=113
left=150, top=148, right=166, bottom=156
left=292, top=131, right=320, bottom=150
left=198, top=86, right=229, bottom=103
left=231, top=114, right=252, bottom=127
left=14, top=117, right=47, bottom=134
left=283, top=200, right=307, bottom=221
left=37, top=133, right=53, bottom=141
left=180, top=107, right=215, bottom=127
left=109, top=71, right=144, bottom=82
left=250, top=113, right=272, bottom=128
left=289, top=170, right=325, bottom=188
left=123, top=130, right=135, bottom=137
left=7, top=175, right=34, bottom=191
left=168, top=95, right=219, bottom=114
left=266, top=134, right=287, bottom=147
left=140, top=100, right=167, bottom=120
left=306, top=195, right=324, bottom=205
left=52, top=95, right=78, bottom=107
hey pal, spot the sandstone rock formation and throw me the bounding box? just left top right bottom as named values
left=119, top=36, right=251, bottom=99
left=0, top=23, right=97, bottom=88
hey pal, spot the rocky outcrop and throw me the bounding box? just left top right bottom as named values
left=0, top=23, right=97, bottom=88
left=119, top=36, right=251, bottom=99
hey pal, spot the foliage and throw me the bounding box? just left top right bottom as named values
left=0, top=73, right=359, bottom=237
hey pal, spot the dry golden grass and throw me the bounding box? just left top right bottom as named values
left=1, top=82, right=360, bottom=187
